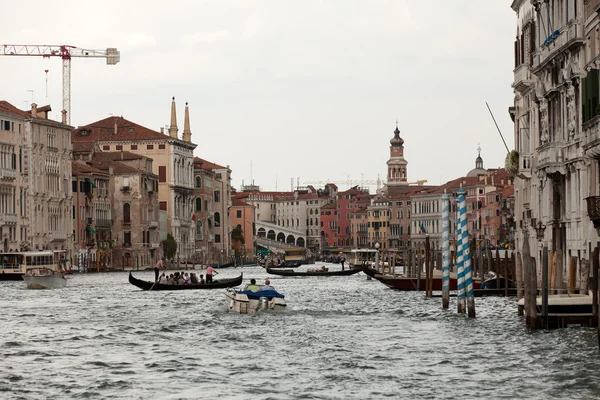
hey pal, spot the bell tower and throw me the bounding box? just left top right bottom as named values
left=386, top=120, right=408, bottom=186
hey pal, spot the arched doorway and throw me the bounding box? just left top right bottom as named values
left=286, top=235, right=295, bottom=245
left=267, top=230, right=276, bottom=240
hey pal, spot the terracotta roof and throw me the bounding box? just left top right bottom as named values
left=321, top=202, right=337, bottom=209
left=71, top=161, right=108, bottom=177
left=0, top=101, right=33, bottom=118
left=194, top=156, right=227, bottom=170
left=72, top=142, right=96, bottom=154
left=502, top=186, right=514, bottom=198
left=72, top=116, right=170, bottom=142
left=92, top=151, right=145, bottom=162
left=111, top=162, right=142, bottom=175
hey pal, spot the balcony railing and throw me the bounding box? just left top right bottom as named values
left=96, top=219, right=111, bottom=227
left=0, top=214, right=17, bottom=225
left=149, top=220, right=159, bottom=228
left=533, top=20, right=584, bottom=70
left=150, top=242, right=160, bottom=249
left=517, top=153, right=533, bottom=179
left=513, top=64, right=533, bottom=94
left=0, top=168, right=16, bottom=179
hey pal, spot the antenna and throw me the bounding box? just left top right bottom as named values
left=485, top=101, right=510, bottom=154
left=250, top=161, right=253, bottom=185
left=27, top=90, right=34, bottom=104
left=45, top=69, right=49, bottom=97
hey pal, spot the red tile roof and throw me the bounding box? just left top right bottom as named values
left=0, top=101, right=37, bottom=118
left=194, top=156, right=227, bottom=170
left=71, top=161, right=108, bottom=177
left=72, top=116, right=170, bottom=142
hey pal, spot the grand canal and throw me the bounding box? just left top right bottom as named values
left=2, top=264, right=600, bottom=399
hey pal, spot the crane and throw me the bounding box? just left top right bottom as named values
left=1, top=44, right=120, bottom=125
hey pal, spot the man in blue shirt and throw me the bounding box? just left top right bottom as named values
left=261, top=279, right=274, bottom=291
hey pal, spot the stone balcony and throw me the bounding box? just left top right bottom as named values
left=537, top=141, right=566, bottom=174
left=0, top=168, right=16, bottom=179
left=150, top=242, right=160, bottom=249
left=0, top=213, right=17, bottom=225
left=532, top=20, right=584, bottom=72
left=583, top=115, right=600, bottom=159
left=149, top=220, right=159, bottom=228
left=50, top=232, right=68, bottom=241
left=513, top=64, right=533, bottom=95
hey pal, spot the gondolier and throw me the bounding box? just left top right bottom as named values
left=154, top=257, right=166, bottom=282
left=206, top=265, right=218, bottom=283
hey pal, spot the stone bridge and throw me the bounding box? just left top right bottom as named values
left=254, top=220, right=306, bottom=248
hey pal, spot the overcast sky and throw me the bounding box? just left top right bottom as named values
left=1, top=1, right=515, bottom=192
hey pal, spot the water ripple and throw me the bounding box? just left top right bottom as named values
left=2, top=265, right=600, bottom=399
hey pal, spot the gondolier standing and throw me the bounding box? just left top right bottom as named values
left=206, top=265, right=218, bottom=283
left=155, top=257, right=166, bottom=282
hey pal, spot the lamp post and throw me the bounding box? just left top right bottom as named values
left=535, top=220, right=546, bottom=242
left=375, top=242, right=380, bottom=271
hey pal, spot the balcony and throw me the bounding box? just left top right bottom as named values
left=51, top=232, right=68, bottom=241
left=96, top=219, right=111, bottom=227
left=149, top=220, right=159, bottom=228
left=583, top=115, right=600, bottom=159
left=537, top=142, right=566, bottom=173
left=532, top=20, right=584, bottom=71
left=585, top=196, right=600, bottom=230
left=513, top=64, right=533, bottom=95
left=0, top=214, right=17, bottom=225
left=150, top=242, right=160, bottom=249
left=0, top=168, right=16, bottom=179
left=121, top=186, right=130, bottom=192
left=180, top=220, right=192, bottom=227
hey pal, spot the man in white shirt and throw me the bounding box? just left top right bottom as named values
left=261, top=279, right=274, bottom=291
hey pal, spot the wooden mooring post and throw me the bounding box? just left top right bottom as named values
left=541, top=247, right=549, bottom=329
left=523, top=233, right=536, bottom=329
left=424, top=236, right=431, bottom=297
left=516, top=252, right=523, bottom=316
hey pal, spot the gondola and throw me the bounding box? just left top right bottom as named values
left=215, top=261, right=235, bottom=269
left=262, top=261, right=302, bottom=269
left=362, top=266, right=383, bottom=278
left=128, top=272, right=242, bottom=291
left=266, top=267, right=362, bottom=277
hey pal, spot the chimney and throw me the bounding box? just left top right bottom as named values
left=31, top=103, right=37, bottom=117
left=160, top=127, right=164, bottom=134
left=114, top=120, right=118, bottom=135
left=61, top=110, right=67, bottom=124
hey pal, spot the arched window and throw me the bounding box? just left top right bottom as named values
left=195, top=197, right=202, bottom=212
left=214, top=212, right=221, bottom=227
left=123, top=203, right=130, bottom=223
left=195, top=176, right=202, bottom=188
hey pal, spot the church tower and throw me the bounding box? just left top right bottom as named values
left=182, top=102, right=192, bottom=143
left=386, top=121, right=408, bottom=186
left=168, top=97, right=178, bottom=138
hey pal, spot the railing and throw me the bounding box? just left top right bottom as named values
left=149, top=220, right=159, bottom=228
left=0, top=214, right=17, bottom=225
left=513, top=64, right=532, bottom=93
left=254, top=236, right=296, bottom=250
left=51, top=232, right=68, bottom=240
left=0, top=168, right=16, bottom=179
left=533, top=20, right=583, bottom=70
left=96, top=219, right=111, bottom=227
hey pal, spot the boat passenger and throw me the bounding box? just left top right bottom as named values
left=178, top=273, right=186, bottom=285
left=199, top=274, right=205, bottom=284
left=246, top=278, right=260, bottom=292
left=261, top=279, right=274, bottom=291
left=159, top=273, right=168, bottom=284
left=190, top=273, right=198, bottom=284
left=184, top=273, right=192, bottom=285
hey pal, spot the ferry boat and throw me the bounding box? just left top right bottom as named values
left=1, top=250, right=69, bottom=281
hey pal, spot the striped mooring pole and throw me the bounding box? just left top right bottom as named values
left=458, top=188, right=476, bottom=318
left=456, top=188, right=466, bottom=314
left=441, top=191, right=450, bottom=309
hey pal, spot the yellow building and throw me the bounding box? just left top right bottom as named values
left=367, top=197, right=391, bottom=250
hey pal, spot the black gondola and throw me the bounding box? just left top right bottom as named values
left=129, top=272, right=242, bottom=291
left=361, top=266, right=384, bottom=278
left=262, top=261, right=302, bottom=269
left=266, top=267, right=362, bottom=277
left=214, top=262, right=235, bottom=269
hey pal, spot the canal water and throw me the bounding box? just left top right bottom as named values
left=2, top=264, right=600, bottom=399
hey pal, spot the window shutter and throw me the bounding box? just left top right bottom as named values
left=159, top=166, right=166, bottom=182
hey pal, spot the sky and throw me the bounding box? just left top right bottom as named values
left=1, top=1, right=516, bottom=192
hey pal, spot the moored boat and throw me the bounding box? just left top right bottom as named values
left=22, top=268, right=67, bottom=289
left=370, top=269, right=482, bottom=291
left=129, top=272, right=242, bottom=290
left=474, top=272, right=517, bottom=297
left=266, top=266, right=362, bottom=277
left=2, top=250, right=69, bottom=281
left=225, top=287, right=286, bottom=314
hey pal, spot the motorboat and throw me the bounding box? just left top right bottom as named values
left=22, top=268, right=67, bottom=289
left=225, top=286, right=286, bottom=314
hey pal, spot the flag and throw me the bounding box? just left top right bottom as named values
left=419, top=223, right=426, bottom=234
left=191, top=213, right=197, bottom=222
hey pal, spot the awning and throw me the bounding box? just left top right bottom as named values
left=86, top=226, right=98, bottom=234
left=85, top=178, right=97, bottom=188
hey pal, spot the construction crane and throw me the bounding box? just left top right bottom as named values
left=1, top=44, right=120, bottom=125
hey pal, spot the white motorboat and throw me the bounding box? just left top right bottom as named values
left=225, top=287, right=286, bottom=314
left=22, top=268, right=67, bottom=289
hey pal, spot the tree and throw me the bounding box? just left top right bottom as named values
left=162, top=233, right=177, bottom=260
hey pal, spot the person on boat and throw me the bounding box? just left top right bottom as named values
left=206, top=265, right=217, bottom=283
left=261, top=279, right=274, bottom=291
left=340, top=255, right=346, bottom=270
left=190, top=273, right=198, bottom=284
left=159, top=273, right=168, bottom=284
left=184, top=273, right=192, bottom=285
left=199, top=274, right=205, bottom=284
left=178, top=273, right=186, bottom=285
left=246, top=278, right=260, bottom=292
left=154, top=257, right=166, bottom=282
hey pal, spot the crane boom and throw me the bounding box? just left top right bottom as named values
left=1, top=44, right=120, bottom=124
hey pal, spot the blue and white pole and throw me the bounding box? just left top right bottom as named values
left=456, top=188, right=466, bottom=314
left=460, top=198, right=476, bottom=319
left=442, top=191, right=450, bottom=309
